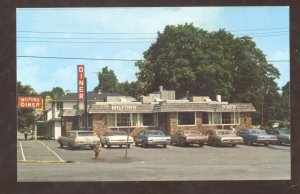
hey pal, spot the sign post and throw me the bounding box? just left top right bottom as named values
left=125, top=115, right=131, bottom=158
left=84, top=77, right=88, bottom=130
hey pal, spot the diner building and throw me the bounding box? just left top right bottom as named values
left=59, top=88, right=256, bottom=137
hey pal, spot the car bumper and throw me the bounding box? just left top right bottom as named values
left=255, top=140, right=277, bottom=144
left=146, top=140, right=171, bottom=145
left=186, top=139, right=207, bottom=144
left=220, top=139, right=243, bottom=145
left=107, top=141, right=134, bottom=145
left=73, top=141, right=100, bottom=147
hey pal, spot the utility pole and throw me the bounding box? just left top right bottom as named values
left=125, top=114, right=131, bottom=158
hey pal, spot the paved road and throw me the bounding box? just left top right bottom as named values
left=17, top=140, right=290, bottom=181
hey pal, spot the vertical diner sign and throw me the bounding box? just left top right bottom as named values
left=78, top=65, right=85, bottom=109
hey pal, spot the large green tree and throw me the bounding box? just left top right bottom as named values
left=93, top=66, right=118, bottom=93
left=40, top=87, right=64, bottom=99
left=17, top=82, right=37, bottom=129
left=135, top=23, right=281, bottom=125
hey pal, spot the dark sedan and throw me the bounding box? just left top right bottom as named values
left=266, top=128, right=290, bottom=145
left=206, top=129, right=243, bottom=147
left=134, top=130, right=171, bottom=148
left=237, top=128, right=278, bottom=146
left=171, top=129, right=208, bottom=147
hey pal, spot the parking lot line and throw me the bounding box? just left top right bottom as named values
left=38, top=140, right=65, bottom=162
left=19, top=142, right=26, bottom=161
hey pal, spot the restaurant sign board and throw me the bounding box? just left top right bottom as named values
left=78, top=65, right=85, bottom=102
left=18, top=96, right=43, bottom=108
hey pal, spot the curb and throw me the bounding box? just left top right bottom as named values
left=17, top=160, right=77, bottom=163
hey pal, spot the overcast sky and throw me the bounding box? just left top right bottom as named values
left=16, top=7, right=289, bottom=94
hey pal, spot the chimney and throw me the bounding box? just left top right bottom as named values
left=159, top=85, right=163, bottom=99
left=64, top=90, right=71, bottom=95
left=216, top=95, right=221, bottom=102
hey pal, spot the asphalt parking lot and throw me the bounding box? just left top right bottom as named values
left=17, top=137, right=291, bottom=182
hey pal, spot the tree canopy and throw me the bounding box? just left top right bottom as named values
left=17, top=82, right=37, bottom=129
left=40, top=87, right=64, bottom=99
left=93, top=66, right=118, bottom=93
left=135, top=23, right=282, bottom=125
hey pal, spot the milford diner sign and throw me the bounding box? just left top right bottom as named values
left=78, top=65, right=85, bottom=102
left=18, top=96, right=43, bottom=108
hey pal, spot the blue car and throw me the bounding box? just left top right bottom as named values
left=237, top=128, right=277, bottom=146
left=134, top=130, right=171, bottom=148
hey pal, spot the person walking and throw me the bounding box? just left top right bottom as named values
left=24, top=131, right=28, bottom=140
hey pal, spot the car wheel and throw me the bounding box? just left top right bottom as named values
left=101, top=143, right=105, bottom=148
left=180, top=140, right=185, bottom=147
left=127, top=144, right=130, bottom=148
left=68, top=143, right=73, bottom=150
left=213, top=140, right=218, bottom=147
left=135, top=142, right=138, bottom=146
left=232, top=144, right=237, bottom=147
left=59, top=142, right=63, bottom=148
left=163, top=144, right=167, bottom=148
left=278, top=141, right=282, bottom=145
left=199, top=142, right=204, bottom=147
left=264, top=142, right=269, bottom=146
left=119, top=145, right=122, bottom=148
left=246, top=139, right=252, bottom=146
left=142, top=142, right=148, bottom=148
left=107, top=144, right=111, bottom=148
left=90, top=146, right=95, bottom=150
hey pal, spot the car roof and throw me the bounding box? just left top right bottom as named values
left=69, top=130, right=95, bottom=133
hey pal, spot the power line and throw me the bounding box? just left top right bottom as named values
left=18, top=40, right=154, bottom=44
left=17, top=36, right=157, bottom=40
left=17, top=30, right=157, bottom=35
left=17, top=55, right=289, bottom=63
left=17, top=34, right=288, bottom=44
left=230, top=27, right=288, bottom=32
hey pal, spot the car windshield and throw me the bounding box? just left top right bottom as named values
left=78, top=132, right=96, bottom=136
left=250, top=129, right=266, bottom=134
left=146, top=131, right=165, bottom=136
left=279, top=128, right=290, bottom=134
left=184, top=130, right=201, bottom=135
left=109, top=131, right=127, bottom=136
left=216, top=130, right=234, bottom=136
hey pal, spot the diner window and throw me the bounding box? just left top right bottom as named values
left=107, top=113, right=157, bottom=127
left=178, top=112, right=195, bottom=125
left=117, top=113, right=130, bottom=127
left=107, top=114, right=115, bottom=127
left=132, top=113, right=139, bottom=126
left=202, top=112, right=239, bottom=125
left=213, top=112, right=221, bottom=124
left=79, top=115, right=92, bottom=128
left=143, top=113, right=156, bottom=126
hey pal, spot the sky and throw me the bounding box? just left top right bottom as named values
left=16, top=7, right=289, bottom=94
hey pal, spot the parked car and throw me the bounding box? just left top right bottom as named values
left=206, top=129, right=243, bottom=147
left=171, top=129, right=208, bottom=147
left=266, top=128, right=290, bottom=145
left=237, top=128, right=278, bottom=146
left=134, top=130, right=171, bottom=148
left=57, top=130, right=100, bottom=150
left=100, top=130, right=134, bottom=148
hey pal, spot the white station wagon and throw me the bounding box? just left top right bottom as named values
left=100, top=130, right=134, bottom=148
left=58, top=130, right=100, bottom=150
